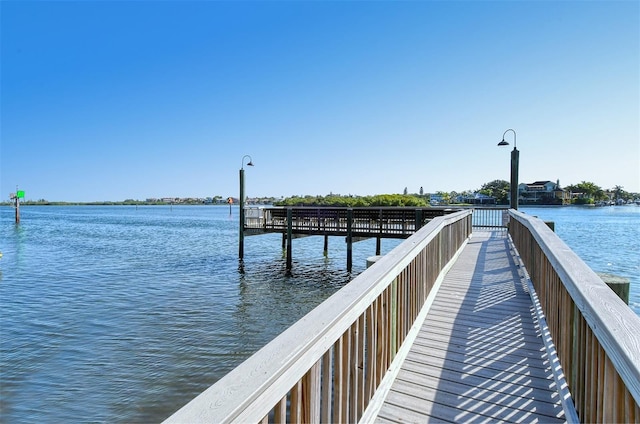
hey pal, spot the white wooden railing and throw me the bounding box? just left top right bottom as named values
left=508, top=210, right=640, bottom=423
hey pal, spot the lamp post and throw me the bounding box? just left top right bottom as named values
left=498, top=129, right=519, bottom=210
left=239, top=155, right=254, bottom=259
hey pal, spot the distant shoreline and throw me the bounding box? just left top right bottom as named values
left=3, top=203, right=636, bottom=209
left=2, top=198, right=637, bottom=208
left=0, top=201, right=236, bottom=206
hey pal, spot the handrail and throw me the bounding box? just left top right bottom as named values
left=253, top=206, right=461, bottom=236
left=164, top=210, right=472, bottom=423
left=508, top=210, right=640, bottom=422
left=244, top=206, right=505, bottom=237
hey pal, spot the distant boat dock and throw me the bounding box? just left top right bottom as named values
left=241, top=206, right=503, bottom=270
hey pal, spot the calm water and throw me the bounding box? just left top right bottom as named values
left=0, top=205, right=402, bottom=423
left=519, top=206, right=640, bottom=315
left=1, top=205, right=638, bottom=423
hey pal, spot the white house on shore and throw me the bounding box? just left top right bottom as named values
left=518, top=180, right=571, bottom=205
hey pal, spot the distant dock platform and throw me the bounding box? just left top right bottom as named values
left=243, top=206, right=462, bottom=238
left=241, top=206, right=507, bottom=270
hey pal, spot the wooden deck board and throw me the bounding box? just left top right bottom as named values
left=411, top=337, right=551, bottom=367
left=375, top=232, right=566, bottom=423
left=393, top=362, right=562, bottom=417
left=407, top=342, right=551, bottom=375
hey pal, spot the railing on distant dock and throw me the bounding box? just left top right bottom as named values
left=165, top=210, right=473, bottom=423
left=244, top=206, right=508, bottom=236
left=244, top=206, right=465, bottom=237
left=508, top=210, right=640, bottom=423
left=470, top=206, right=509, bottom=231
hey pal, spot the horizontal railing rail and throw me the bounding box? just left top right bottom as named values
left=508, top=210, right=640, bottom=423
left=470, top=206, right=510, bottom=230
left=244, top=206, right=509, bottom=235
left=243, top=207, right=462, bottom=237
left=165, top=210, right=472, bottom=423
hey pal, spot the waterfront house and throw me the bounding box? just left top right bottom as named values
left=519, top=180, right=571, bottom=205
left=458, top=192, right=497, bottom=205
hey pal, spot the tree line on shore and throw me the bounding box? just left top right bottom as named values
left=275, top=180, right=639, bottom=207
left=3, top=180, right=637, bottom=207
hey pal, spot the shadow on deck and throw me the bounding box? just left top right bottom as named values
left=375, top=232, right=567, bottom=423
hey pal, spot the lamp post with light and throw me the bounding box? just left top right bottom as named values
left=239, top=155, right=254, bottom=259
left=498, top=129, right=519, bottom=210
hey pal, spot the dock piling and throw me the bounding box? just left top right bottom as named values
left=346, top=209, right=353, bottom=271
left=286, top=208, right=293, bottom=270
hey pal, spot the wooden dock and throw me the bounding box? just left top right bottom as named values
left=166, top=209, right=640, bottom=423
left=371, top=232, right=568, bottom=423
left=244, top=207, right=463, bottom=238
left=241, top=206, right=503, bottom=270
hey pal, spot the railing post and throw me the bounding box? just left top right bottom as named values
left=377, top=209, right=383, bottom=255
left=415, top=209, right=423, bottom=231
left=390, top=278, right=397, bottom=360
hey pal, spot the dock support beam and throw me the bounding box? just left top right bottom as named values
left=346, top=209, right=353, bottom=272
left=323, top=235, right=329, bottom=256
left=377, top=209, right=383, bottom=255
left=510, top=147, right=519, bottom=210
left=238, top=156, right=253, bottom=259
left=286, top=208, right=293, bottom=270
left=10, top=190, right=22, bottom=224
left=15, top=196, right=20, bottom=224
left=239, top=169, right=245, bottom=259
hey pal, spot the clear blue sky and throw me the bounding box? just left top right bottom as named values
left=1, top=1, right=638, bottom=202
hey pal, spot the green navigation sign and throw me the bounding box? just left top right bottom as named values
left=16, top=190, right=25, bottom=198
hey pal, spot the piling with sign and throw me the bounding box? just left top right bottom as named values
left=9, top=189, right=24, bottom=224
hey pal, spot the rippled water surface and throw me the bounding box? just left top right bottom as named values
left=0, top=205, right=402, bottom=423
left=520, top=206, right=640, bottom=315
left=1, top=205, right=638, bottom=423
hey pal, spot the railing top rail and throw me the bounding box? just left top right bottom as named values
left=261, top=206, right=463, bottom=211
left=509, top=210, right=640, bottom=404
left=165, top=209, right=471, bottom=423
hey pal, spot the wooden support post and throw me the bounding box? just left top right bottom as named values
left=377, top=209, right=383, bottom=255
left=597, top=273, right=630, bottom=305
left=367, top=255, right=383, bottom=268
left=323, top=235, right=329, bottom=256
left=15, top=196, right=20, bottom=224
left=415, top=209, right=423, bottom=231
left=239, top=169, right=245, bottom=259
left=282, top=233, right=286, bottom=250
left=511, top=147, right=519, bottom=210
left=10, top=191, right=22, bottom=224
left=286, top=208, right=293, bottom=270
left=346, top=209, right=353, bottom=272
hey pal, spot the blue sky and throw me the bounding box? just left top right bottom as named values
left=1, top=1, right=638, bottom=202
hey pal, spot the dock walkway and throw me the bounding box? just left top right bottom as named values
left=167, top=210, right=639, bottom=423
left=373, top=231, right=568, bottom=423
